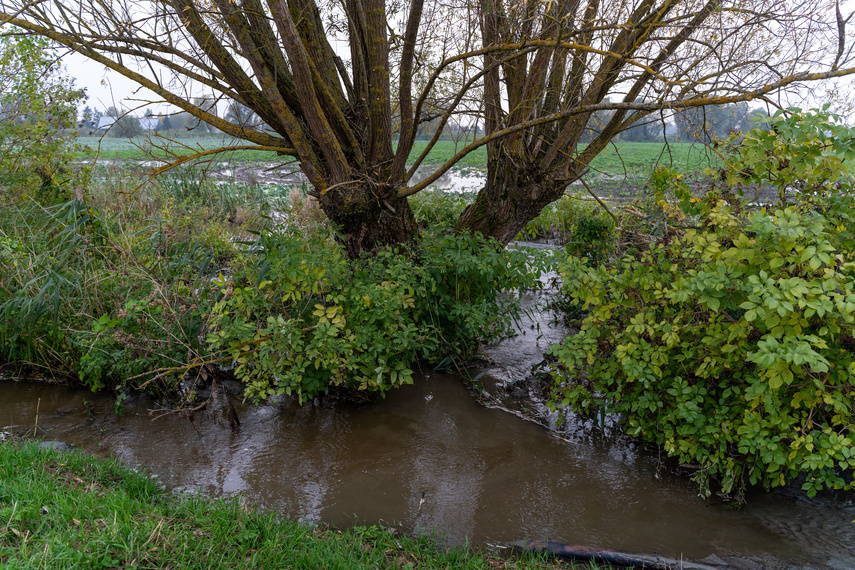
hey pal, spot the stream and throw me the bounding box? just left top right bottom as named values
left=2, top=289, right=854, bottom=569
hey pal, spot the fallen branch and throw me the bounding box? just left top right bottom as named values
left=510, top=540, right=723, bottom=570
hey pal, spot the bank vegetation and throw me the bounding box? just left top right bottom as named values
left=1, top=15, right=855, bottom=506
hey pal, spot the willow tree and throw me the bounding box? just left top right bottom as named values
left=446, top=0, right=855, bottom=241
left=1, top=0, right=854, bottom=252
left=0, top=0, right=483, bottom=256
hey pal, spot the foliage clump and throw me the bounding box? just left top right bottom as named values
left=549, top=109, right=855, bottom=502
left=207, top=228, right=547, bottom=402
left=0, top=171, right=255, bottom=395
left=409, top=189, right=472, bottom=230
left=723, top=104, right=855, bottom=203
left=0, top=155, right=546, bottom=404
left=0, top=32, right=84, bottom=199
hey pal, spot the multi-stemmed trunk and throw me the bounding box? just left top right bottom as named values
left=6, top=0, right=854, bottom=259
left=456, top=149, right=564, bottom=244
left=319, top=183, right=418, bottom=258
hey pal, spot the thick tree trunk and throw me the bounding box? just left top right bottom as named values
left=318, top=183, right=418, bottom=259
left=455, top=152, right=563, bottom=244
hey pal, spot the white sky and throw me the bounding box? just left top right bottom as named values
left=66, top=52, right=178, bottom=115
left=59, top=2, right=855, bottom=120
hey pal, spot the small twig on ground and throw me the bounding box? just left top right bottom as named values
left=33, top=398, right=40, bottom=437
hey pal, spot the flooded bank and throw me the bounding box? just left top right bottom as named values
left=85, top=159, right=658, bottom=201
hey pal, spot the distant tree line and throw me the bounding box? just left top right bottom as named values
left=78, top=98, right=239, bottom=137
left=79, top=99, right=770, bottom=144
left=579, top=102, right=771, bottom=144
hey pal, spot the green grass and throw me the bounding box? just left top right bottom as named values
left=76, top=134, right=280, bottom=162
left=76, top=136, right=489, bottom=166
left=585, top=142, right=722, bottom=178
left=77, top=135, right=720, bottom=178
left=0, top=440, right=601, bottom=569
left=407, top=140, right=488, bottom=168
left=408, top=140, right=721, bottom=177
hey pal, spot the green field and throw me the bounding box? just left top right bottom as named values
left=75, top=136, right=489, bottom=166
left=76, top=135, right=279, bottom=162
left=587, top=142, right=721, bottom=178
left=77, top=135, right=721, bottom=178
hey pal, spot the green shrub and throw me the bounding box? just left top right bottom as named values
left=0, top=33, right=85, bottom=200
left=722, top=104, right=855, bottom=204
left=74, top=250, right=216, bottom=394
left=549, top=201, right=855, bottom=501
left=2, top=165, right=550, bottom=403
left=518, top=194, right=591, bottom=242
left=566, top=211, right=615, bottom=265
left=408, top=189, right=472, bottom=229
left=206, top=228, right=547, bottom=402
left=0, top=190, right=229, bottom=395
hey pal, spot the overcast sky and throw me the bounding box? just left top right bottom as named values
left=66, top=52, right=171, bottom=114
left=60, top=4, right=854, bottom=120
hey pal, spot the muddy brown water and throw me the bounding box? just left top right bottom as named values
left=2, top=292, right=854, bottom=568
left=3, top=377, right=853, bottom=569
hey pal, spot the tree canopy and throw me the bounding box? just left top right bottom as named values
left=454, top=0, right=855, bottom=241
left=1, top=0, right=854, bottom=254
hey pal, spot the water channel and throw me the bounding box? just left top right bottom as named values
left=3, top=283, right=854, bottom=569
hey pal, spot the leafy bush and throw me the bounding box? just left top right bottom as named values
left=725, top=106, right=855, bottom=201
left=408, top=189, right=471, bottom=229
left=550, top=109, right=855, bottom=502
left=0, top=33, right=84, bottom=199
left=74, top=242, right=217, bottom=394
left=518, top=194, right=590, bottom=242
left=2, top=161, right=547, bottom=404
left=549, top=199, right=855, bottom=502
left=566, top=211, right=615, bottom=265
left=206, top=228, right=547, bottom=402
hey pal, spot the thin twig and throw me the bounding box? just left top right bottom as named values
left=579, top=178, right=619, bottom=224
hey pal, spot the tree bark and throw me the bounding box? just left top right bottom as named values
left=455, top=146, right=563, bottom=244
left=319, top=184, right=419, bottom=258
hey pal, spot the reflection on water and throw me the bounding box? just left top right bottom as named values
left=408, top=166, right=486, bottom=193
left=2, top=375, right=853, bottom=569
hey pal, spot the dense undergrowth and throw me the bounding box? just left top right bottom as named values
left=0, top=440, right=585, bottom=569
left=0, top=166, right=560, bottom=403
left=548, top=108, right=855, bottom=502
left=4, top=93, right=855, bottom=507
left=206, top=226, right=548, bottom=403
left=1, top=137, right=611, bottom=404
left=0, top=170, right=283, bottom=395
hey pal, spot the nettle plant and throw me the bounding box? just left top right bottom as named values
left=550, top=203, right=855, bottom=501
